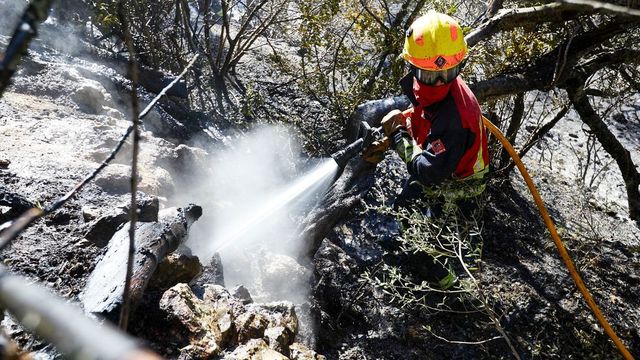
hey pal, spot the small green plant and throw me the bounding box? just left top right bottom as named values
left=361, top=197, right=521, bottom=358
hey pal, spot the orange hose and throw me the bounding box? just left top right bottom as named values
left=483, top=116, right=634, bottom=360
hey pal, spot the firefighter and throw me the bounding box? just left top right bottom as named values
left=365, top=10, right=489, bottom=289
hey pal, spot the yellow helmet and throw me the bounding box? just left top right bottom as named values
left=402, top=10, right=467, bottom=71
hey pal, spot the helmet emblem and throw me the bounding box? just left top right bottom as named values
left=434, top=56, right=446, bottom=68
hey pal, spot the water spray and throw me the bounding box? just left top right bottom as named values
left=331, top=121, right=384, bottom=168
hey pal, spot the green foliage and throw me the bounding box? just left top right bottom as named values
left=277, top=0, right=455, bottom=124
left=93, top=1, right=120, bottom=28
left=241, top=82, right=265, bottom=118
left=362, top=197, right=485, bottom=312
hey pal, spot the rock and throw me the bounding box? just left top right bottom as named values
left=148, top=252, right=203, bottom=291
left=71, top=80, right=109, bottom=114
left=234, top=311, right=269, bottom=343
left=224, top=339, right=288, bottom=360
left=289, top=343, right=326, bottom=360
left=138, top=167, right=175, bottom=196
left=160, top=283, right=235, bottom=349
left=177, top=343, right=220, bottom=360
left=94, top=164, right=137, bottom=194
left=121, top=195, right=160, bottom=222
left=142, top=108, right=189, bottom=141
left=0, top=159, right=10, bottom=169
left=45, top=209, right=72, bottom=226
left=84, top=211, right=127, bottom=247
left=264, top=326, right=291, bottom=355
left=84, top=195, right=159, bottom=247
left=258, top=302, right=298, bottom=336
left=260, top=252, right=311, bottom=301
left=312, top=240, right=361, bottom=344
left=232, top=285, right=253, bottom=305
left=81, top=206, right=99, bottom=222
left=0, top=189, right=35, bottom=212
left=192, top=253, right=225, bottom=290
left=173, top=144, right=208, bottom=173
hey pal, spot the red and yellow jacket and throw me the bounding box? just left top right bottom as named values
left=393, top=74, right=489, bottom=185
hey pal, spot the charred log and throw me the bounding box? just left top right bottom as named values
left=81, top=204, right=202, bottom=322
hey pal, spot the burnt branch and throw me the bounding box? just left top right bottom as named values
left=566, top=83, right=640, bottom=220
left=466, top=1, right=639, bottom=47
left=470, top=19, right=638, bottom=101
left=117, top=0, right=141, bottom=332
left=0, top=0, right=54, bottom=97
left=501, top=105, right=570, bottom=175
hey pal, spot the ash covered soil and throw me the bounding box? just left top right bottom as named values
left=1, top=16, right=640, bottom=360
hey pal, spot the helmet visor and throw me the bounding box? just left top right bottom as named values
left=412, top=64, right=462, bottom=86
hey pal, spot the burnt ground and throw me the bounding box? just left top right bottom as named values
left=308, top=158, right=640, bottom=359
left=1, top=9, right=640, bottom=360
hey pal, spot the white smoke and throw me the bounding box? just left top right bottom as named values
left=180, top=125, right=338, bottom=303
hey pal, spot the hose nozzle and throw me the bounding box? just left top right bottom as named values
left=331, top=121, right=382, bottom=168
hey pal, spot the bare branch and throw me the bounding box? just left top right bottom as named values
left=117, top=0, right=141, bottom=332
left=566, top=82, right=640, bottom=220
left=560, top=0, right=640, bottom=17
left=466, top=1, right=640, bottom=47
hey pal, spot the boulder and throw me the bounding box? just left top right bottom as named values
left=234, top=311, right=269, bottom=343
left=160, top=283, right=235, bottom=350
left=71, top=79, right=110, bottom=114
left=94, top=164, right=137, bottom=194
left=232, top=285, right=253, bottom=305
left=260, top=252, right=311, bottom=301
left=149, top=252, right=203, bottom=291
left=264, top=326, right=291, bottom=355
left=289, top=343, right=326, bottom=360
left=223, top=339, right=288, bottom=360
left=192, top=253, right=225, bottom=291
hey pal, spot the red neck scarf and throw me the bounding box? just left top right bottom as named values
left=413, top=78, right=454, bottom=107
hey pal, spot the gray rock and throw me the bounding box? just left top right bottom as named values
left=259, top=302, right=298, bottom=336
left=223, top=339, right=288, bottom=360
left=260, top=252, right=311, bottom=302
left=71, top=80, right=108, bottom=114
left=84, top=195, right=159, bottom=247
left=264, top=326, right=291, bottom=355
left=234, top=311, right=269, bottom=343
left=94, top=164, right=137, bottom=194
left=232, top=285, right=253, bottom=305
left=289, top=343, right=326, bottom=360
left=160, top=283, right=234, bottom=350
left=148, top=252, right=203, bottom=291
left=192, top=253, right=225, bottom=289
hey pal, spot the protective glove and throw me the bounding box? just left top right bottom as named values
left=362, top=137, right=391, bottom=164
left=381, top=109, right=406, bottom=137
